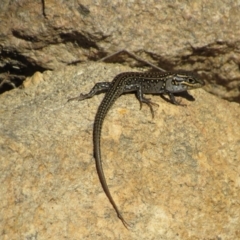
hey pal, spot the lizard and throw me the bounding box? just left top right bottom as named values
left=68, top=70, right=205, bottom=228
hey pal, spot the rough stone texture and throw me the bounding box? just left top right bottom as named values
left=0, top=62, right=240, bottom=239
left=0, top=0, right=240, bottom=102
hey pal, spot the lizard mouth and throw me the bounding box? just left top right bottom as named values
left=181, top=82, right=205, bottom=89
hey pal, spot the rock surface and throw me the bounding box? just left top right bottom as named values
left=0, top=0, right=240, bottom=101
left=0, top=62, right=240, bottom=239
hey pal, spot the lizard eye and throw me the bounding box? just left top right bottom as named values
left=171, top=77, right=179, bottom=85
left=188, top=78, right=195, bottom=83
left=172, top=79, right=177, bottom=85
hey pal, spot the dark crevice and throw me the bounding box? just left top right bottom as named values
left=12, top=30, right=39, bottom=42
left=1, top=30, right=101, bottom=94
left=190, top=42, right=230, bottom=57
left=77, top=4, right=90, bottom=16
left=59, top=32, right=99, bottom=50
left=41, top=0, right=47, bottom=18
left=0, top=49, right=48, bottom=94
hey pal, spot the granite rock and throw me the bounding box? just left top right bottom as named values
left=0, top=62, right=239, bottom=239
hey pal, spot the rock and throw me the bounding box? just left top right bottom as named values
left=22, top=71, right=43, bottom=88
left=0, top=62, right=239, bottom=239
left=0, top=1, right=240, bottom=101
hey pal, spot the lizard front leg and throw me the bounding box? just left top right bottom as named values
left=124, top=84, right=159, bottom=118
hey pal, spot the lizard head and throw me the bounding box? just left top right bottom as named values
left=165, top=71, right=205, bottom=93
